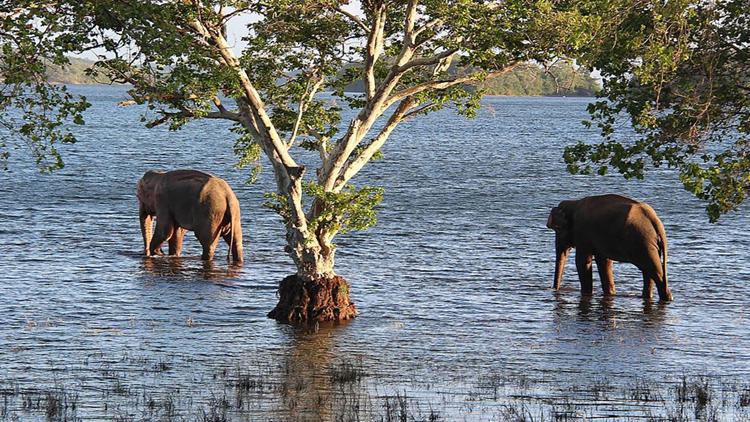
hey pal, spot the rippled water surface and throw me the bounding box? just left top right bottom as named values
left=1, top=86, right=749, bottom=420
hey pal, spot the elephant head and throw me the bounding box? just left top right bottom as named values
left=136, top=170, right=165, bottom=255
left=547, top=200, right=576, bottom=290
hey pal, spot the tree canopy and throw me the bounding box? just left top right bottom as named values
left=4, top=1, right=748, bottom=222
left=1, top=2, right=90, bottom=171
left=565, top=0, right=749, bottom=221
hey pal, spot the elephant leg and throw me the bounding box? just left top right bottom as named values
left=655, top=278, right=673, bottom=302
left=139, top=210, right=154, bottom=256
left=168, top=227, right=186, bottom=256
left=575, top=251, right=594, bottom=296
left=195, top=222, right=221, bottom=261
left=200, top=236, right=220, bottom=261
left=149, top=216, right=175, bottom=256
left=222, top=228, right=244, bottom=264
left=221, top=231, right=233, bottom=261
left=221, top=226, right=232, bottom=249
left=642, top=274, right=653, bottom=300
left=650, top=263, right=672, bottom=303
left=595, top=255, right=615, bottom=296
left=641, top=249, right=672, bottom=302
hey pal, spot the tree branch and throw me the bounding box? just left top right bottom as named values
left=320, top=0, right=421, bottom=191
left=192, top=14, right=313, bottom=236
left=363, top=5, right=386, bottom=99
left=403, top=0, right=419, bottom=47
left=335, top=97, right=416, bottom=191
left=221, top=7, right=250, bottom=23
left=199, top=20, right=299, bottom=172
left=207, top=96, right=242, bottom=122
left=385, top=63, right=519, bottom=109
left=288, top=74, right=325, bottom=148
left=401, top=102, right=439, bottom=120
left=414, top=18, right=444, bottom=38
left=318, top=135, right=330, bottom=167
left=330, top=6, right=369, bottom=33
left=303, top=126, right=331, bottom=167
left=399, top=48, right=458, bottom=73
left=145, top=105, right=241, bottom=128
left=212, top=96, right=228, bottom=114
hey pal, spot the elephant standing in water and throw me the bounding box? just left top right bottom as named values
left=546, top=194, right=672, bottom=301
left=137, top=169, right=244, bottom=263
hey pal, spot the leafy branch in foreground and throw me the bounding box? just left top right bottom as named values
left=566, top=0, right=750, bottom=222
left=1, top=2, right=91, bottom=171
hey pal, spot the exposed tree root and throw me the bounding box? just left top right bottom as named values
left=267, top=274, right=358, bottom=324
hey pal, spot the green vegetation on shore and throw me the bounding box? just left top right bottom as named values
left=481, top=61, right=600, bottom=97
left=45, top=57, right=103, bottom=84
left=47, top=57, right=599, bottom=96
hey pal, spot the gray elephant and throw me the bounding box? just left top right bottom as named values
left=136, top=169, right=244, bottom=263
left=546, top=194, right=672, bottom=301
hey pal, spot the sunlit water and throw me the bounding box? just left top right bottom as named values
left=1, top=85, right=749, bottom=420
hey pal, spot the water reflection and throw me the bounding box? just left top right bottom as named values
left=553, top=293, right=668, bottom=327
left=641, top=299, right=669, bottom=322
left=140, top=256, right=242, bottom=282
left=278, top=322, right=361, bottom=420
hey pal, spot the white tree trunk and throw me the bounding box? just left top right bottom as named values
left=287, top=226, right=336, bottom=281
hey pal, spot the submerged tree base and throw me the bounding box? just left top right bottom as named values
left=268, top=274, right=358, bottom=324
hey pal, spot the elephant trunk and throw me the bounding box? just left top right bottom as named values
left=553, top=244, right=570, bottom=290
left=140, top=206, right=153, bottom=256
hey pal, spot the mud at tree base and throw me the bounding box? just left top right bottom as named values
left=267, top=274, right=358, bottom=323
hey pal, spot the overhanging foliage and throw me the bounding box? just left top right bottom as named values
left=566, top=0, right=749, bottom=221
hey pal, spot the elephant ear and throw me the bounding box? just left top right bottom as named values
left=546, top=207, right=569, bottom=231
left=136, top=179, right=150, bottom=203
left=136, top=172, right=159, bottom=213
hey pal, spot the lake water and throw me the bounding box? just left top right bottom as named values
left=1, top=85, right=749, bottom=420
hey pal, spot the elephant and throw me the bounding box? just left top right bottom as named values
left=136, top=169, right=244, bottom=263
left=546, top=194, right=672, bottom=302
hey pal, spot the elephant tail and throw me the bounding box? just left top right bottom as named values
left=225, top=210, right=234, bottom=264
left=655, top=216, right=668, bottom=285
left=225, top=194, right=244, bottom=264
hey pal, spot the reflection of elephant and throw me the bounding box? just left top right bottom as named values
left=546, top=194, right=672, bottom=301
left=140, top=256, right=242, bottom=281
left=136, top=169, right=244, bottom=263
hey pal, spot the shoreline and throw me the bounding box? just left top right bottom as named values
left=49, top=82, right=597, bottom=98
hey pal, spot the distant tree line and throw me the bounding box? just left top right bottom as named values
left=47, top=57, right=599, bottom=97
left=480, top=61, right=600, bottom=97
left=45, top=57, right=103, bottom=84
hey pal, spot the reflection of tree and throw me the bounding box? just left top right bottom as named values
left=279, top=322, right=368, bottom=421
